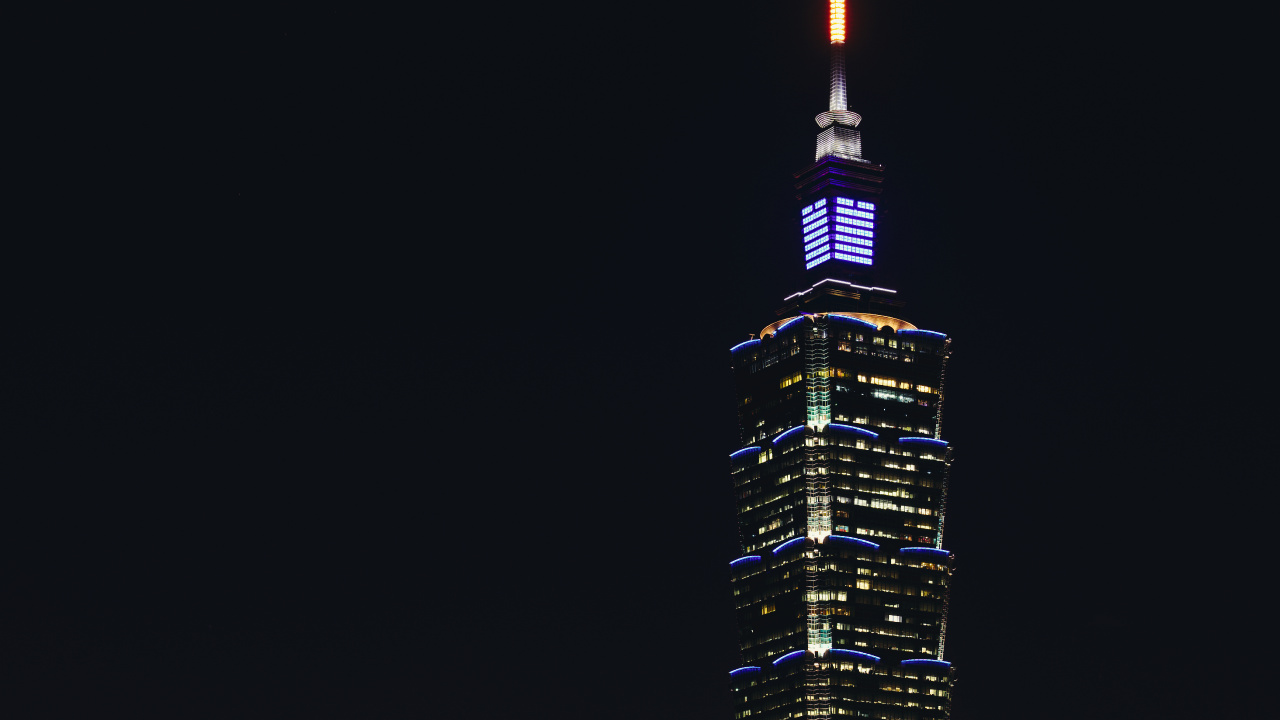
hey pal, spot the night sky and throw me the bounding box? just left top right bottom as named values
left=6, top=2, right=1259, bottom=718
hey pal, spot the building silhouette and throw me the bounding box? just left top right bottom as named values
left=727, top=3, right=955, bottom=718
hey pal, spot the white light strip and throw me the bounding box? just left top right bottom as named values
left=782, top=278, right=898, bottom=302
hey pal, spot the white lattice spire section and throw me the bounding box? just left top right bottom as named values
left=815, top=0, right=863, bottom=160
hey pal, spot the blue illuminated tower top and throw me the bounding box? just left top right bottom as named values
left=800, top=196, right=878, bottom=270
left=783, top=5, right=895, bottom=314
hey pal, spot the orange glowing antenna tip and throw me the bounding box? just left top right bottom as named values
left=830, top=0, right=846, bottom=43
left=814, top=0, right=862, bottom=160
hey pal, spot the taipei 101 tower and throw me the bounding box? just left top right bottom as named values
left=726, top=3, right=956, bottom=718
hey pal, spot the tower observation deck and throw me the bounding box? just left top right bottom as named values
left=726, top=4, right=956, bottom=718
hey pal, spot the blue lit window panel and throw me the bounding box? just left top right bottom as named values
left=901, top=659, right=951, bottom=668
left=898, top=437, right=948, bottom=447
left=806, top=253, right=832, bottom=270
left=835, top=218, right=874, bottom=230
left=828, top=423, right=878, bottom=438
left=730, top=339, right=760, bottom=353
left=802, top=198, right=828, bottom=216
left=730, top=446, right=763, bottom=460
left=857, top=201, right=876, bottom=210
left=833, top=225, right=874, bottom=238
left=730, top=555, right=763, bottom=567
left=773, top=425, right=806, bottom=444
left=833, top=244, right=873, bottom=256
left=835, top=207, right=875, bottom=220
left=829, top=648, right=881, bottom=663
left=832, top=235, right=873, bottom=248
left=898, top=329, right=947, bottom=339
left=805, top=245, right=831, bottom=261
left=772, top=536, right=805, bottom=555
left=899, top=547, right=950, bottom=557
left=772, top=650, right=807, bottom=666
left=833, top=252, right=872, bottom=265
left=802, top=216, right=828, bottom=233
left=833, top=216, right=873, bottom=229
left=804, top=235, right=830, bottom=252
left=729, top=666, right=762, bottom=676
left=827, top=535, right=880, bottom=550
left=803, top=227, right=830, bottom=242
left=834, top=198, right=858, bottom=207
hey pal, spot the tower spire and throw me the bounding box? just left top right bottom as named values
left=815, top=0, right=863, bottom=160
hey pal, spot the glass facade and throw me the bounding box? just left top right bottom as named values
left=727, top=317, right=955, bottom=720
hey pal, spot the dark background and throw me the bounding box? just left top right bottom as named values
left=5, top=1, right=1262, bottom=718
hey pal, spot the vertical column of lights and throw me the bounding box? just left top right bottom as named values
left=802, top=197, right=876, bottom=269
left=829, top=0, right=847, bottom=112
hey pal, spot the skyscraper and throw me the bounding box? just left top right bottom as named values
left=727, top=3, right=954, bottom=718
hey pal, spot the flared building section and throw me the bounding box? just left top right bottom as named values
left=727, top=316, right=954, bottom=720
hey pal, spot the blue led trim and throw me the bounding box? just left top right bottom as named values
left=900, top=547, right=950, bottom=557
left=772, top=536, right=805, bottom=555
left=898, top=437, right=948, bottom=447
left=806, top=254, right=832, bottom=270
left=834, top=252, right=872, bottom=265
left=730, top=446, right=762, bottom=460
left=828, top=423, right=878, bottom=438
left=773, top=426, right=805, bottom=444
left=730, top=339, right=760, bottom=353
left=901, top=659, right=951, bottom=667
left=776, top=317, right=805, bottom=333
left=827, top=315, right=878, bottom=330
left=827, top=535, right=880, bottom=550
left=898, top=329, right=947, bottom=339
left=730, top=555, right=762, bottom=567
left=772, top=650, right=806, bottom=666
left=829, top=648, right=881, bottom=663
left=729, top=666, right=762, bottom=677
